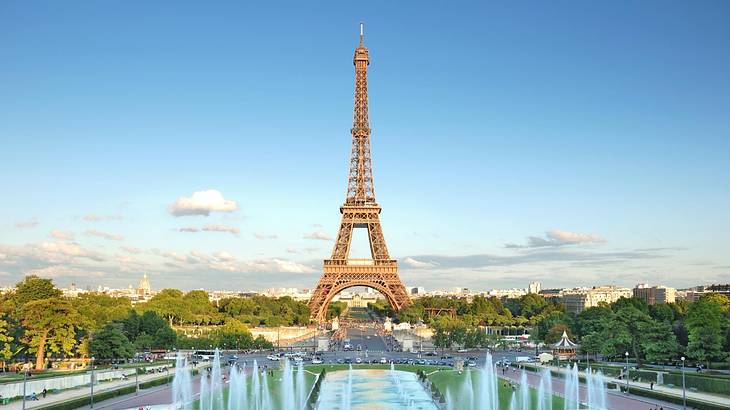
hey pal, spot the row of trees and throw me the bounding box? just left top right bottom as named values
left=393, top=293, right=730, bottom=367
left=0, top=277, right=304, bottom=369
left=535, top=294, right=730, bottom=367
left=143, top=289, right=311, bottom=327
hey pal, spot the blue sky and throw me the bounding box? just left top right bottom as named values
left=1, top=1, right=728, bottom=291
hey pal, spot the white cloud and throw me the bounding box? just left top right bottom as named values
left=169, top=190, right=238, bottom=217
left=303, top=231, right=333, bottom=241
left=547, top=229, right=604, bottom=245
left=202, top=224, right=240, bottom=235
left=50, top=229, right=74, bottom=240
left=27, top=265, right=106, bottom=278
left=121, top=246, right=142, bottom=254
left=286, top=246, right=300, bottom=254
left=505, top=229, right=605, bottom=249
left=179, top=224, right=240, bottom=235
left=40, top=241, right=105, bottom=261
left=402, top=257, right=438, bottom=269
left=86, top=229, right=124, bottom=241
left=15, top=218, right=38, bottom=228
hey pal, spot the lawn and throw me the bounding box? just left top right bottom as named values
left=429, top=369, right=569, bottom=409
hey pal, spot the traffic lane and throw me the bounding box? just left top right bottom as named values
left=343, top=326, right=387, bottom=352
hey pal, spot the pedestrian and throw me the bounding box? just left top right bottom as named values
left=42, top=388, right=47, bottom=398
left=650, top=381, right=654, bottom=390
left=31, top=392, right=38, bottom=401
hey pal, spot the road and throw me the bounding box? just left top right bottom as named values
left=71, top=321, right=721, bottom=410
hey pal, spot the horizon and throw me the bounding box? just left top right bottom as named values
left=1, top=1, right=729, bottom=292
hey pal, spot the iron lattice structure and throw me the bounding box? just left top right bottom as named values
left=309, top=25, right=411, bottom=322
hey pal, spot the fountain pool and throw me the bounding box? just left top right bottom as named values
left=315, top=369, right=439, bottom=410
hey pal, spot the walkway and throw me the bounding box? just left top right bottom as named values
left=514, top=364, right=730, bottom=409
left=3, top=369, right=179, bottom=410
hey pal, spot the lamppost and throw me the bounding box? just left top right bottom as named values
left=90, top=356, right=95, bottom=408
left=21, top=367, right=28, bottom=410
left=681, top=356, right=687, bottom=409
left=624, top=351, right=629, bottom=394
left=135, top=365, right=139, bottom=396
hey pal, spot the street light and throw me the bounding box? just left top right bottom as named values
left=624, top=351, right=630, bottom=394
left=21, top=367, right=28, bottom=410
left=90, top=356, right=95, bottom=408
left=681, top=356, right=687, bottom=409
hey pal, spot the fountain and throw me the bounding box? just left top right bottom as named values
left=563, top=363, right=580, bottom=410
left=519, top=370, right=530, bottom=409
left=296, top=362, right=306, bottom=409
left=585, top=368, right=607, bottom=410
left=537, top=366, right=552, bottom=410
left=171, top=353, right=192, bottom=409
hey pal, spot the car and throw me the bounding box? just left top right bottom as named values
left=311, top=357, right=323, bottom=364
left=344, top=358, right=352, bottom=364
left=380, top=357, right=387, bottom=364
left=294, top=356, right=303, bottom=363
left=457, top=349, right=468, bottom=353
left=355, top=357, right=362, bottom=364
left=366, top=336, right=370, bottom=339
left=467, top=360, right=477, bottom=367
left=266, top=355, right=280, bottom=361
left=336, top=358, right=344, bottom=364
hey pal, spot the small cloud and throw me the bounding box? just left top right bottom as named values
left=286, top=246, right=300, bottom=254
left=403, top=257, right=437, bottom=269
left=121, top=246, right=142, bottom=254
left=169, top=189, right=238, bottom=217
left=83, top=214, right=123, bottom=222
left=202, top=224, right=240, bottom=236
left=505, top=229, right=604, bottom=249
left=179, top=224, right=239, bottom=235
left=50, top=229, right=74, bottom=241
left=26, top=265, right=106, bottom=278
left=312, top=223, right=323, bottom=228
left=253, top=232, right=278, bottom=240
left=214, top=251, right=235, bottom=261
left=15, top=218, right=38, bottom=228
left=303, top=231, right=333, bottom=241
left=86, top=229, right=124, bottom=241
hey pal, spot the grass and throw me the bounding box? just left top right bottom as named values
left=428, top=369, right=570, bottom=409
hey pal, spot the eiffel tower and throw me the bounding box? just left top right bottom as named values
left=309, top=24, right=411, bottom=322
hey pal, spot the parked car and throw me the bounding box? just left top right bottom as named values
left=380, top=357, right=387, bottom=364
left=311, top=357, right=323, bottom=364
left=266, top=355, right=280, bottom=361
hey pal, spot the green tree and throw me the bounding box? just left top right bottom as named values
left=21, top=298, right=80, bottom=370
left=90, top=324, right=135, bottom=360
left=154, top=326, right=177, bottom=349
left=640, top=320, right=679, bottom=363
left=74, top=293, right=131, bottom=331
left=686, top=296, right=727, bottom=367
left=144, top=289, right=188, bottom=325
left=12, top=276, right=61, bottom=308
left=134, top=332, right=155, bottom=351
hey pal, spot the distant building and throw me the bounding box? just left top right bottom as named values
left=137, top=273, right=151, bottom=296
left=633, top=283, right=676, bottom=305
left=487, top=288, right=527, bottom=299
left=707, top=284, right=730, bottom=297
left=409, top=286, right=426, bottom=295
left=527, top=281, right=542, bottom=294
left=561, top=286, right=632, bottom=314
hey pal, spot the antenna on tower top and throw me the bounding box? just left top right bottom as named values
left=359, top=22, right=364, bottom=45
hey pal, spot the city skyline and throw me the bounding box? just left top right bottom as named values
left=2, top=1, right=729, bottom=291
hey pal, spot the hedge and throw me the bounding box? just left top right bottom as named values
left=624, top=385, right=729, bottom=410
left=661, top=373, right=730, bottom=396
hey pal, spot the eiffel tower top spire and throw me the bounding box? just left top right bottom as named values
left=346, top=23, right=376, bottom=206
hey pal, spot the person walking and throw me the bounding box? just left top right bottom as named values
left=41, top=388, right=47, bottom=398
left=650, top=381, right=654, bottom=390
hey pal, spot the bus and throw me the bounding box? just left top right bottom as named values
left=194, top=350, right=216, bottom=361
